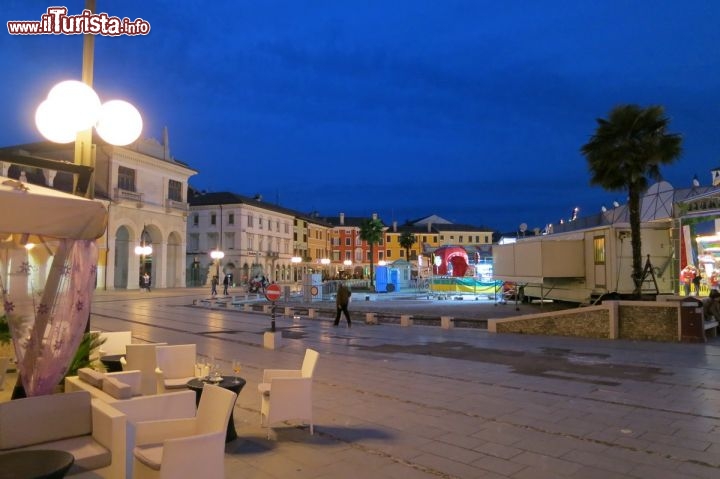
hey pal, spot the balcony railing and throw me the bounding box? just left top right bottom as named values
left=114, top=188, right=143, bottom=207
left=165, top=198, right=189, bottom=213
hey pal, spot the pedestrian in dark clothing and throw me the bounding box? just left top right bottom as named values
left=692, top=272, right=702, bottom=296
left=211, top=275, right=219, bottom=296
left=334, top=283, right=352, bottom=328
left=222, top=274, right=229, bottom=295
left=704, top=289, right=720, bottom=321
left=142, top=272, right=151, bottom=292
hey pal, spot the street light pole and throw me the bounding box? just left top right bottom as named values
left=210, top=250, right=224, bottom=281
left=134, top=226, right=152, bottom=290
left=291, top=256, right=302, bottom=285
left=75, top=0, right=95, bottom=198
left=433, top=255, right=441, bottom=295
left=320, top=257, right=330, bottom=281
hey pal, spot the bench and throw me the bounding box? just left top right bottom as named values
left=0, top=390, right=126, bottom=478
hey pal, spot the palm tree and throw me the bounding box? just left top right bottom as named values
left=581, top=104, right=682, bottom=296
left=359, top=217, right=385, bottom=289
left=399, top=230, right=417, bottom=262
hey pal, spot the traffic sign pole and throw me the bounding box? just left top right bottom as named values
left=265, top=283, right=282, bottom=333
left=271, top=301, right=276, bottom=332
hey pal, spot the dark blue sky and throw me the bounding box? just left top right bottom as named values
left=2, top=1, right=719, bottom=232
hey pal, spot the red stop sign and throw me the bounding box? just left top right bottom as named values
left=265, top=283, right=281, bottom=302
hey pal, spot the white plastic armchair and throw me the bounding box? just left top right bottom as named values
left=155, top=344, right=196, bottom=393
left=121, top=343, right=167, bottom=395
left=258, top=348, right=319, bottom=438
left=97, top=330, right=133, bottom=357
left=131, top=384, right=237, bottom=479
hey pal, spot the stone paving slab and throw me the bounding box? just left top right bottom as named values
left=4, top=288, right=720, bottom=478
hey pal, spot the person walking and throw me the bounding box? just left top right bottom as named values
left=142, top=272, right=151, bottom=292
left=222, top=274, right=229, bottom=296
left=704, top=289, right=720, bottom=321
left=334, top=282, right=352, bottom=328
left=211, top=275, right=219, bottom=296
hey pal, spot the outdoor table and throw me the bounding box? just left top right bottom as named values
left=99, top=354, right=124, bottom=372
left=186, top=376, right=245, bottom=442
left=0, top=449, right=74, bottom=479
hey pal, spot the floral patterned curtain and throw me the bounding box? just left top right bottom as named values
left=1, top=238, right=98, bottom=396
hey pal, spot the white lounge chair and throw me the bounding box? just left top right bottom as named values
left=155, top=344, right=196, bottom=393
left=132, top=384, right=237, bottom=479
left=258, top=348, right=319, bottom=438
left=121, top=343, right=167, bottom=395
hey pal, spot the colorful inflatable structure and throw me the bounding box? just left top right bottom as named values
left=430, top=245, right=501, bottom=295
left=433, top=246, right=469, bottom=277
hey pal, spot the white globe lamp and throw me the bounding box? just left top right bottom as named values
left=96, top=100, right=143, bottom=146
left=35, top=99, right=77, bottom=143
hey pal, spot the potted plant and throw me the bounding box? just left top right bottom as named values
left=0, top=313, right=11, bottom=347
left=0, top=314, right=13, bottom=392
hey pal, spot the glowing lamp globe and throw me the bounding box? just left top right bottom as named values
left=35, top=99, right=77, bottom=143
left=96, top=100, right=143, bottom=146
left=47, top=80, right=101, bottom=131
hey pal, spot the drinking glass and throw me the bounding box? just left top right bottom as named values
left=231, top=360, right=242, bottom=384
left=195, top=355, right=208, bottom=379
left=210, top=356, right=222, bottom=381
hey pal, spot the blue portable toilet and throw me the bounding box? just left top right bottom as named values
left=389, top=268, right=400, bottom=292
left=375, top=266, right=388, bottom=292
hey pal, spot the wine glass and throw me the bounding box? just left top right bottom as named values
left=231, top=360, right=242, bottom=384
left=210, top=356, right=222, bottom=381
left=195, top=355, right=208, bottom=379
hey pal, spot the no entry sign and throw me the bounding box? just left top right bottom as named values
left=265, top=283, right=281, bottom=302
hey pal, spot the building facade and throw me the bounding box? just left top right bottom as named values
left=187, top=192, right=296, bottom=286
left=1, top=132, right=196, bottom=290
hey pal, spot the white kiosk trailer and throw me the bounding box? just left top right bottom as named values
left=493, top=182, right=683, bottom=304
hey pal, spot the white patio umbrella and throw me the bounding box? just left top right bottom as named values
left=0, top=176, right=107, bottom=396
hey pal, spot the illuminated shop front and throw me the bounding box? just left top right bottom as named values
left=678, top=190, right=720, bottom=296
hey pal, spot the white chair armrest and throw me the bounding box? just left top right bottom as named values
left=262, top=369, right=303, bottom=382
left=91, top=398, right=127, bottom=479
left=135, top=417, right=197, bottom=446
left=268, top=377, right=312, bottom=400
left=107, top=370, right=142, bottom=395
left=91, top=398, right=126, bottom=449
left=155, top=367, right=167, bottom=393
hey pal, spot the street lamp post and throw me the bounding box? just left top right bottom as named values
left=320, top=258, right=330, bottom=280
left=134, top=226, right=152, bottom=290
left=433, top=255, right=442, bottom=294
left=291, top=256, right=302, bottom=283
left=36, top=85, right=142, bottom=193
left=33, top=0, right=142, bottom=349
left=343, top=259, right=352, bottom=279
left=210, top=249, right=225, bottom=282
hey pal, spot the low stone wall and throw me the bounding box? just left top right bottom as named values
left=489, top=305, right=611, bottom=339
left=488, top=301, right=682, bottom=342
left=618, top=302, right=677, bottom=342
